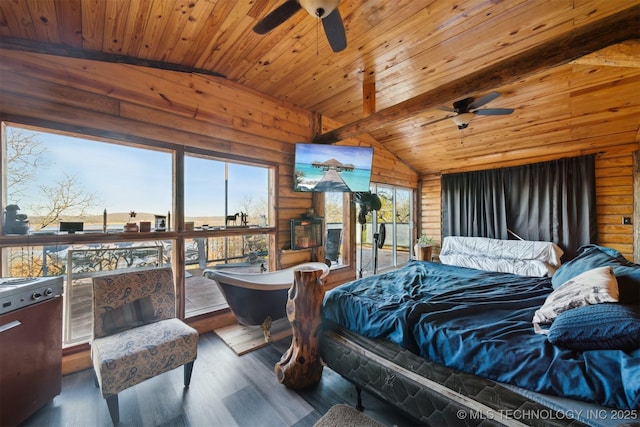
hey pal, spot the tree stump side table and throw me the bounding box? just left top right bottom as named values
left=274, top=268, right=325, bottom=389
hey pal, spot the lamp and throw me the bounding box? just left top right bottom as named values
left=451, top=112, right=475, bottom=129
left=299, top=0, right=341, bottom=18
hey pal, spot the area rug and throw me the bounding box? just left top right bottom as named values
left=313, top=404, right=385, bottom=427
left=213, top=317, right=292, bottom=355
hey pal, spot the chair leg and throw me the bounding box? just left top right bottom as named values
left=106, top=394, right=119, bottom=425
left=184, top=361, right=195, bottom=387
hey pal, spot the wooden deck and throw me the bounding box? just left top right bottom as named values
left=184, top=267, right=230, bottom=317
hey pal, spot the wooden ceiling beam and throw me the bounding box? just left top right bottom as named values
left=313, top=4, right=640, bottom=145
left=571, top=39, right=640, bottom=68
left=0, top=36, right=227, bottom=79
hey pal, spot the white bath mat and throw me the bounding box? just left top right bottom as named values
left=213, top=317, right=292, bottom=355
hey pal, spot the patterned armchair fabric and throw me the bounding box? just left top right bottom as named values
left=93, top=267, right=177, bottom=338
left=91, top=267, right=198, bottom=424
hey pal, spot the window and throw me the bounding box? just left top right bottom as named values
left=324, top=192, right=344, bottom=266
left=1, top=124, right=276, bottom=344
left=359, top=184, right=413, bottom=276
left=183, top=153, right=272, bottom=316
left=2, top=126, right=172, bottom=233
left=184, top=154, right=270, bottom=229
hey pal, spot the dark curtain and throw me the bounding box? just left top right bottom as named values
left=441, top=169, right=508, bottom=239
left=441, top=155, right=597, bottom=260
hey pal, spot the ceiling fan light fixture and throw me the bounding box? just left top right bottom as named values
left=299, top=0, right=340, bottom=18
left=452, top=112, right=475, bottom=129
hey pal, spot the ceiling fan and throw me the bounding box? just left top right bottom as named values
left=437, top=91, right=514, bottom=129
left=253, top=0, right=347, bottom=52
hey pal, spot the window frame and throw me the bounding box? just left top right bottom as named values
left=0, top=122, right=278, bottom=344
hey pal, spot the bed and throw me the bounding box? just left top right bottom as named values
left=320, top=239, right=640, bottom=426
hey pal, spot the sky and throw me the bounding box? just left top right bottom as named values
left=6, top=127, right=268, bottom=218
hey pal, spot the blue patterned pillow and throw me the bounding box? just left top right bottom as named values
left=552, top=245, right=640, bottom=305
left=547, top=303, right=640, bottom=351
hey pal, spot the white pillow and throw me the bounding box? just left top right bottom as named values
left=533, top=266, right=618, bottom=334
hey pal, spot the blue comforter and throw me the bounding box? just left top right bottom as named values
left=323, top=260, right=640, bottom=410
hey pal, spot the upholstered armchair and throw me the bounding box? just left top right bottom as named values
left=91, top=267, right=198, bottom=425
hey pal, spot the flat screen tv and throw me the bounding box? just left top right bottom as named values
left=293, top=143, right=373, bottom=192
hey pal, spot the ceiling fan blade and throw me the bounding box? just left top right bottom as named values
left=420, top=116, right=453, bottom=127
left=322, top=8, right=347, bottom=52
left=437, top=105, right=455, bottom=113
left=468, top=91, right=501, bottom=110
left=473, top=108, right=514, bottom=115
left=253, top=0, right=301, bottom=34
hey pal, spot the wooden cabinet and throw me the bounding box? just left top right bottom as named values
left=0, top=297, right=62, bottom=426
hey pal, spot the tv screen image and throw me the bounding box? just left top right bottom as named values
left=294, top=143, right=373, bottom=192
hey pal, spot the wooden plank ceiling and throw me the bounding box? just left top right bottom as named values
left=0, top=0, right=638, bottom=176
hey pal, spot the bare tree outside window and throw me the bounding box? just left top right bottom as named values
left=5, top=128, right=99, bottom=231
left=5, top=129, right=48, bottom=202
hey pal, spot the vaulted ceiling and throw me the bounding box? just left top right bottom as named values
left=1, top=0, right=638, bottom=175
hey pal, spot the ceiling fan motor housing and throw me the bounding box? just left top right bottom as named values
left=299, top=0, right=341, bottom=18
left=453, top=97, right=474, bottom=113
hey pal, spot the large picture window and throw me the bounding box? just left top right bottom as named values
left=1, top=124, right=276, bottom=344
left=184, top=154, right=270, bottom=229
left=2, top=126, right=172, bottom=233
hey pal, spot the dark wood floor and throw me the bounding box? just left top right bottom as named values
left=24, top=332, right=417, bottom=427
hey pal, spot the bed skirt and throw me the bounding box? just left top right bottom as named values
left=320, top=327, right=588, bottom=427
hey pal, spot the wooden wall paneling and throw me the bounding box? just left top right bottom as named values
left=0, top=52, right=309, bottom=163
left=159, top=0, right=219, bottom=66
left=238, top=15, right=320, bottom=94
left=634, top=151, right=639, bottom=263
left=54, top=0, right=83, bottom=48
left=572, top=1, right=638, bottom=25
left=280, top=249, right=313, bottom=268
left=8, top=1, right=59, bottom=40
left=174, top=2, right=237, bottom=69
left=0, top=2, right=32, bottom=39
left=595, top=151, right=634, bottom=259
left=320, top=116, right=419, bottom=189
left=0, top=71, right=120, bottom=116
left=79, top=0, right=106, bottom=51
left=126, top=0, right=174, bottom=59
left=0, top=49, right=311, bottom=146
left=188, top=74, right=312, bottom=137
left=419, top=174, right=442, bottom=256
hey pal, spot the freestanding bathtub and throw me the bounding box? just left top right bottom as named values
left=202, top=262, right=329, bottom=326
